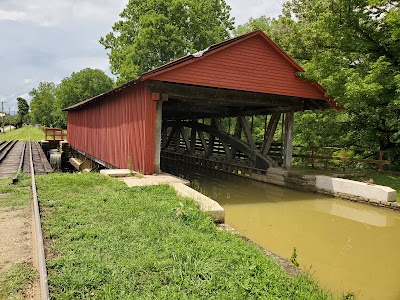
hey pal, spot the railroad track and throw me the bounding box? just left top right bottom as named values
left=0, top=140, right=52, bottom=178
left=0, top=138, right=51, bottom=298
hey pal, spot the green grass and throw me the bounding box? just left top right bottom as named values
left=0, top=125, right=44, bottom=141
left=0, top=175, right=31, bottom=208
left=36, top=173, right=334, bottom=300
left=358, top=171, right=400, bottom=201
left=0, top=264, right=35, bottom=300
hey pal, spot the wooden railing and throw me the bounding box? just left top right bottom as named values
left=44, top=128, right=67, bottom=142
left=293, top=146, right=390, bottom=172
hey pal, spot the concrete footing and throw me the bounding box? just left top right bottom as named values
left=316, top=176, right=396, bottom=203
left=250, top=168, right=397, bottom=206
left=172, top=183, right=224, bottom=223
left=118, top=172, right=224, bottom=223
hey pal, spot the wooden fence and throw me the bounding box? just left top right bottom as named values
left=44, top=128, right=67, bottom=142
left=293, top=146, right=390, bottom=172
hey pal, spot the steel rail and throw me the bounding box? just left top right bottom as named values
left=29, top=141, right=50, bottom=300
left=0, top=140, right=17, bottom=162
left=11, top=141, right=26, bottom=184
left=0, top=140, right=13, bottom=154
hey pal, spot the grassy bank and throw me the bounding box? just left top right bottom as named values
left=0, top=125, right=44, bottom=141
left=36, top=173, right=332, bottom=299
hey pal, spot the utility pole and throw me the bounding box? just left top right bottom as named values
left=7, top=108, right=11, bottom=131
left=1, top=101, right=5, bottom=134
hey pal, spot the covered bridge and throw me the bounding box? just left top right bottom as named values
left=64, top=30, right=335, bottom=174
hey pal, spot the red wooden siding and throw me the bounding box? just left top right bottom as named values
left=67, top=81, right=156, bottom=174
left=151, top=34, right=325, bottom=100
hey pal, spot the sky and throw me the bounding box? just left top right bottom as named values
left=0, top=0, right=284, bottom=113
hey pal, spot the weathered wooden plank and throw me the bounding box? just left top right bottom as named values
left=239, top=116, right=257, bottom=150
left=283, top=112, right=294, bottom=169
left=211, top=118, right=231, bottom=157
left=179, top=126, right=191, bottom=151
left=261, top=113, right=281, bottom=156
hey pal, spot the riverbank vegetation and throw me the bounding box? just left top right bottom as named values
left=36, top=172, right=334, bottom=299
left=0, top=125, right=44, bottom=141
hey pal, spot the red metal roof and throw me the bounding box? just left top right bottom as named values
left=64, top=30, right=332, bottom=111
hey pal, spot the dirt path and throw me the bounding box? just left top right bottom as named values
left=0, top=179, right=39, bottom=299
left=0, top=207, right=31, bottom=273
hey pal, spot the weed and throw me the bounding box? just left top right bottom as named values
left=290, top=247, right=300, bottom=267
left=342, top=291, right=356, bottom=300
left=0, top=264, right=36, bottom=299
left=0, top=177, right=31, bottom=208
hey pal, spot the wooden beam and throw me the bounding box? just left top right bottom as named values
left=179, top=126, right=191, bottom=151
left=174, top=125, right=180, bottom=152
left=206, top=133, right=215, bottom=158
left=162, top=125, right=176, bottom=150
left=161, top=121, right=168, bottom=149
left=261, top=113, right=280, bottom=156
left=189, top=127, right=196, bottom=155
left=238, top=116, right=257, bottom=150
left=149, top=80, right=306, bottom=107
left=154, top=101, right=162, bottom=173
left=211, top=118, right=231, bottom=157
left=162, top=104, right=303, bottom=120
left=230, top=118, right=242, bottom=159
left=191, top=120, right=208, bottom=152
left=283, top=112, right=294, bottom=169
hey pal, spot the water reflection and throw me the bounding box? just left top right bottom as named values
left=316, top=202, right=397, bottom=227
left=164, top=163, right=400, bottom=300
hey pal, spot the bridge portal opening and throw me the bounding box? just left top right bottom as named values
left=150, top=81, right=331, bottom=173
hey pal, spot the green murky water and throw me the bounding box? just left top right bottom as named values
left=165, top=165, right=400, bottom=299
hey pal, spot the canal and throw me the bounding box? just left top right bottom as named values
left=164, top=164, right=400, bottom=300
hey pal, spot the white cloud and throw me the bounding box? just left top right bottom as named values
left=55, top=56, right=111, bottom=75
left=0, top=0, right=127, bottom=26
left=18, top=93, right=30, bottom=99
left=72, top=0, right=127, bottom=20
left=23, top=79, right=32, bottom=84
left=0, top=9, right=27, bottom=21
left=226, top=0, right=283, bottom=25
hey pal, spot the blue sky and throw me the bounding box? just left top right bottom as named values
left=0, top=0, right=283, bottom=113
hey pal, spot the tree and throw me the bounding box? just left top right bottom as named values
left=16, top=97, right=29, bottom=127
left=100, top=0, right=234, bottom=84
left=53, top=68, right=114, bottom=127
left=29, top=82, right=56, bottom=127
left=235, top=1, right=400, bottom=165
left=234, top=16, right=273, bottom=36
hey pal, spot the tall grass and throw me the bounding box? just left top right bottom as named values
left=37, top=173, right=332, bottom=299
